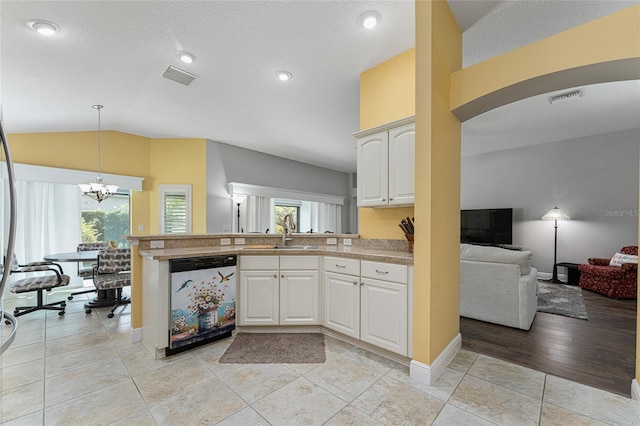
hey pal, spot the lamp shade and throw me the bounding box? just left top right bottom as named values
left=542, top=206, right=570, bottom=221
left=232, top=194, right=246, bottom=205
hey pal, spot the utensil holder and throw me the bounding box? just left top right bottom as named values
left=405, top=234, right=414, bottom=253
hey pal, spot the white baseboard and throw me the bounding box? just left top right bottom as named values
left=131, top=327, right=142, bottom=343
left=409, top=333, right=462, bottom=385
left=631, top=379, right=640, bottom=418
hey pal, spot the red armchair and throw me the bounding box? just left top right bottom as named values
left=578, top=246, right=638, bottom=299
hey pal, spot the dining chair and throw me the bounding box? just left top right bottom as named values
left=6, top=254, right=70, bottom=319
left=85, top=248, right=131, bottom=318
left=68, top=242, right=109, bottom=301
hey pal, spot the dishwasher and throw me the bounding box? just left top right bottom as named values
left=167, top=254, right=237, bottom=356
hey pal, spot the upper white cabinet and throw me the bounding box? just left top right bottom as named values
left=355, top=118, right=415, bottom=207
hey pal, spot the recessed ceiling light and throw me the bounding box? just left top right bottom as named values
left=358, top=11, right=381, bottom=29
left=177, top=51, right=196, bottom=64
left=26, top=19, right=60, bottom=36
left=276, top=70, right=292, bottom=81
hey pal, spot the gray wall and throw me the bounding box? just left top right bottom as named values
left=206, top=140, right=352, bottom=233
left=461, top=128, right=639, bottom=276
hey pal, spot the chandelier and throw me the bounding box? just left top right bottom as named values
left=79, top=105, right=118, bottom=202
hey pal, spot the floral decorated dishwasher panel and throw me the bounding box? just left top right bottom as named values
left=169, top=264, right=236, bottom=352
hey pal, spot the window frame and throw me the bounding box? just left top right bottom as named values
left=159, top=184, right=192, bottom=234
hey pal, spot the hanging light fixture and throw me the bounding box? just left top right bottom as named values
left=79, top=105, right=118, bottom=202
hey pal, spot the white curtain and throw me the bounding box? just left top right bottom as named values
left=2, top=181, right=82, bottom=295
left=311, top=202, right=342, bottom=233
left=242, top=196, right=273, bottom=233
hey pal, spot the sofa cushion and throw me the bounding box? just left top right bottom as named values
left=460, top=244, right=533, bottom=275
left=609, top=252, right=639, bottom=267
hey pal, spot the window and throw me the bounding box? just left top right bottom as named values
left=159, top=185, right=192, bottom=234
left=81, top=192, right=130, bottom=247
left=275, top=203, right=300, bottom=234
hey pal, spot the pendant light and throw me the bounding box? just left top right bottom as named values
left=79, top=105, right=118, bottom=202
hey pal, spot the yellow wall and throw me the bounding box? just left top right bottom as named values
left=360, top=48, right=415, bottom=130
left=148, top=138, right=208, bottom=234
left=411, top=2, right=639, bottom=374
left=7, top=130, right=207, bottom=329
left=451, top=5, right=640, bottom=121
left=358, top=49, right=416, bottom=239
left=413, top=0, right=462, bottom=363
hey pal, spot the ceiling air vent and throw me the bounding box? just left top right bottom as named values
left=548, top=89, right=583, bottom=105
left=162, top=65, right=197, bottom=86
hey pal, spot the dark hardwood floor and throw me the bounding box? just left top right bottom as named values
left=460, top=287, right=637, bottom=397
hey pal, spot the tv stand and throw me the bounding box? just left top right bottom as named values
left=468, top=243, right=522, bottom=251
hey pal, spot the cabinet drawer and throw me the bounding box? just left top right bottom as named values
left=280, top=255, right=319, bottom=270
left=324, top=257, right=360, bottom=276
left=361, top=261, right=407, bottom=284
left=240, top=255, right=279, bottom=270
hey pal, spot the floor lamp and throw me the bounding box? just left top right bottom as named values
left=232, top=195, right=246, bottom=233
left=542, top=206, right=570, bottom=283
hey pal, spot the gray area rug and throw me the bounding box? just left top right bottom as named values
left=537, top=281, right=588, bottom=320
left=219, top=333, right=326, bottom=364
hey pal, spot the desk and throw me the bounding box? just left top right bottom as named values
left=43, top=251, right=130, bottom=309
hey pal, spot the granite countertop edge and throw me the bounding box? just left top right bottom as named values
left=138, top=245, right=413, bottom=265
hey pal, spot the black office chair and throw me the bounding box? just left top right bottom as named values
left=68, top=242, right=109, bottom=301
left=6, top=254, right=69, bottom=319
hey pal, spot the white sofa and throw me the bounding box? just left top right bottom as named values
left=460, top=244, right=538, bottom=330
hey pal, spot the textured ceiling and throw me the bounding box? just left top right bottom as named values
left=1, top=1, right=638, bottom=173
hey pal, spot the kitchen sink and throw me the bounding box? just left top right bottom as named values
left=275, top=245, right=318, bottom=250
left=242, top=245, right=318, bottom=250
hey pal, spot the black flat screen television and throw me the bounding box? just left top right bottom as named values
left=460, top=208, right=513, bottom=245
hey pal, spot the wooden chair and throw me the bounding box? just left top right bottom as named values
left=85, top=248, right=131, bottom=318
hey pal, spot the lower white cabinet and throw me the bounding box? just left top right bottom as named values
left=280, top=270, right=319, bottom=325
left=239, top=255, right=319, bottom=326
left=240, top=270, right=279, bottom=325
left=360, top=277, right=407, bottom=355
left=323, top=257, right=409, bottom=356
left=323, top=271, right=360, bottom=338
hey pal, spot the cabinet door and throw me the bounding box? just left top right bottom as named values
left=323, top=272, right=360, bottom=338
left=388, top=123, right=415, bottom=206
left=239, top=270, right=279, bottom=325
left=360, top=278, right=408, bottom=356
left=357, top=131, right=389, bottom=207
left=280, top=271, right=319, bottom=325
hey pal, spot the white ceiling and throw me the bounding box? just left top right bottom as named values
left=1, top=1, right=638, bottom=172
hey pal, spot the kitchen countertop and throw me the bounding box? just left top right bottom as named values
left=138, top=245, right=414, bottom=265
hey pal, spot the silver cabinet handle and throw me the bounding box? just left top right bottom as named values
left=274, top=274, right=278, bottom=278
left=382, top=198, right=386, bottom=202
left=375, top=269, right=389, bottom=275
left=335, top=264, right=346, bottom=268
left=353, top=281, right=357, bottom=286
left=281, top=274, right=284, bottom=278
left=360, top=282, right=364, bottom=286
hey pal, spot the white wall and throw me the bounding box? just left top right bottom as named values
left=461, top=128, right=639, bottom=276
left=206, top=140, right=351, bottom=233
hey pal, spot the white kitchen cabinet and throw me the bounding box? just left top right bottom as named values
left=355, top=118, right=415, bottom=207
left=324, top=271, right=360, bottom=338
left=323, top=257, right=409, bottom=356
left=280, top=270, right=319, bottom=325
left=239, top=255, right=319, bottom=326
left=240, top=270, right=279, bottom=325
left=360, top=260, right=408, bottom=355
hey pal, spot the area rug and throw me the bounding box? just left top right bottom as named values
left=537, top=281, right=588, bottom=320
left=219, top=333, right=326, bottom=364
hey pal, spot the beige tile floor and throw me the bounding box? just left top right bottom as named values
left=0, top=290, right=639, bottom=425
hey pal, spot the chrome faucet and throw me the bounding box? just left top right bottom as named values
left=282, top=213, right=296, bottom=246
